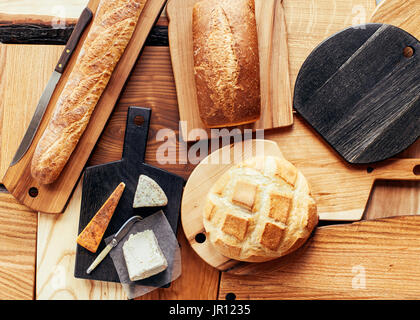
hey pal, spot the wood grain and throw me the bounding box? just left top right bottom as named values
left=366, top=0, right=420, bottom=220
left=0, top=13, right=169, bottom=45
left=0, top=44, right=63, bottom=184
left=219, top=216, right=420, bottom=299
left=36, top=181, right=128, bottom=300
left=2, top=0, right=168, bottom=213
left=0, top=0, right=88, bottom=18
left=371, top=0, right=420, bottom=38
left=293, top=23, right=419, bottom=164
left=167, top=0, right=293, bottom=142
left=0, top=192, right=37, bottom=300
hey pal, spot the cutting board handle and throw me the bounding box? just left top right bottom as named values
left=371, top=158, right=420, bottom=181
left=122, top=107, right=151, bottom=162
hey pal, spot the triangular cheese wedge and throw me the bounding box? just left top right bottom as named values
left=133, top=175, right=168, bottom=208
left=77, top=182, right=125, bottom=253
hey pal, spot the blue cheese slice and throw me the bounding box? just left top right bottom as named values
left=133, top=175, right=168, bottom=208
left=122, top=229, right=168, bottom=281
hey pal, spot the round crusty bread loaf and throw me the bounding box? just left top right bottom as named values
left=203, top=155, right=318, bottom=262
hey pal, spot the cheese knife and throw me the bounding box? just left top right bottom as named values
left=10, top=7, right=93, bottom=166
left=86, top=215, right=143, bottom=274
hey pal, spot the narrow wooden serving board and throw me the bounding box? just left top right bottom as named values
left=167, top=0, right=293, bottom=141
left=1, top=0, right=167, bottom=213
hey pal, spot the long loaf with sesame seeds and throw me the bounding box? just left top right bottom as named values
left=31, top=0, right=147, bottom=184
left=192, top=0, right=261, bottom=128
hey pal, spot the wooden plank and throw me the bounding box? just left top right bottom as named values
left=0, top=13, right=169, bottom=45
left=0, top=192, right=37, bottom=300
left=219, top=216, right=420, bottom=299
left=0, top=0, right=88, bottom=18
left=36, top=181, right=127, bottom=300
left=371, top=0, right=420, bottom=38
left=0, top=44, right=63, bottom=184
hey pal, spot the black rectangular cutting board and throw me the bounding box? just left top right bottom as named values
left=74, top=106, right=185, bottom=283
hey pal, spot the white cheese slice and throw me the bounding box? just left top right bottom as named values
left=133, top=175, right=168, bottom=208
left=123, top=229, right=168, bottom=281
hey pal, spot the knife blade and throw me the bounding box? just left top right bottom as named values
left=86, top=215, right=143, bottom=274
left=10, top=7, right=93, bottom=166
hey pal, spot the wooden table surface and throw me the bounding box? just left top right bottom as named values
left=0, top=0, right=419, bottom=300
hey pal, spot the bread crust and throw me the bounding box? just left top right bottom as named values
left=192, top=0, right=261, bottom=128
left=203, top=155, right=318, bottom=262
left=31, top=0, right=147, bottom=184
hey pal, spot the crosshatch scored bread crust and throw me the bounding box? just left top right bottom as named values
left=203, top=156, right=318, bottom=262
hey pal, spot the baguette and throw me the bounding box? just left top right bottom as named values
left=31, top=0, right=147, bottom=184
left=192, top=0, right=261, bottom=128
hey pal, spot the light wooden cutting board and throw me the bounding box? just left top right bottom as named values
left=1, top=0, right=168, bottom=214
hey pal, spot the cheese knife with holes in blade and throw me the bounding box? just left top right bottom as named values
left=86, top=215, right=143, bottom=274
left=10, top=7, right=93, bottom=166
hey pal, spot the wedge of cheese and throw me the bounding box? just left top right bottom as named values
left=133, top=175, right=168, bottom=208
left=123, top=229, right=168, bottom=281
left=77, top=182, right=125, bottom=253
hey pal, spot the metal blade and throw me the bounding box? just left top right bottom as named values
left=85, top=215, right=143, bottom=274
left=10, top=70, right=61, bottom=166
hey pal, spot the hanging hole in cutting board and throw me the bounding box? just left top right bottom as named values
left=28, top=187, right=38, bottom=198
left=403, top=46, right=415, bottom=58
left=367, top=166, right=375, bottom=174
left=414, top=165, right=420, bottom=176
left=133, top=115, right=145, bottom=127
left=225, top=292, right=236, bottom=300
left=195, top=233, right=206, bottom=243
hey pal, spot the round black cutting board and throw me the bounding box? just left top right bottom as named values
left=294, top=23, right=420, bottom=164
left=74, top=107, right=185, bottom=284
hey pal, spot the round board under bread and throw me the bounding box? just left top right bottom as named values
left=203, top=155, right=318, bottom=262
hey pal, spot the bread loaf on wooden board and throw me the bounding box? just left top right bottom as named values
left=192, top=0, right=261, bottom=128
left=203, top=156, right=318, bottom=262
left=31, top=0, right=147, bottom=184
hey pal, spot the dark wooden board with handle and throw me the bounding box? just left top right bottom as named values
left=294, top=23, right=419, bottom=164
left=74, top=107, right=185, bottom=283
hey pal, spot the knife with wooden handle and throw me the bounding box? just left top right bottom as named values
left=86, top=215, right=143, bottom=274
left=10, top=7, right=93, bottom=166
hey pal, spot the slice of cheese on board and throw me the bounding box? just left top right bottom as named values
left=133, top=175, right=168, bottom=208
left=77, top=182, right=125, bottom=253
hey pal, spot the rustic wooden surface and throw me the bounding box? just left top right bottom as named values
left=2, top=0, right=168, bottom=214
left=167, top=0, right=293, bottom=141
left=1, top=0, right=420, bottom=300
left=0, top=192, right=37, bottom=300
left=219, top=216, right=420, bottom=299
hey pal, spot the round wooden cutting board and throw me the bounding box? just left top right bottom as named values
left=181, top=139, right=284, bottom=271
